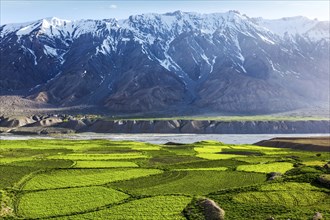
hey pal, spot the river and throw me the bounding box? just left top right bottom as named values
left=0, top=133, right=329, bottom=144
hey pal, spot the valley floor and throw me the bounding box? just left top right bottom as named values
left=0, top=138, right=329, bottom=219
left=0, top=95, right=329, bottom=118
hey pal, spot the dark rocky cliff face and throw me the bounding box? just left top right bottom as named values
left=84, top=120, right=330, bottom=134
left=0, top=12, right=329, bottom=114
left=1, top=115, right=329, bottom=134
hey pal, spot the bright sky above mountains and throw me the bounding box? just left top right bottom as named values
left=1, top=0, right=329, bottom=25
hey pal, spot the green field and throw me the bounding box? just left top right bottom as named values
left=233, top=191, right=328, bottom=206
left=48, top=152, right=149, bottom=160
left=17, top=187, right=129, bottom=218
left=54, top=196, right=191, bottom=220
left=0, top=165, right=38, bottom=189
left=22, top=168, right=162, bottom=190
left=73, top=160, right=139, bottom=168
left=0, top=139, right=329, bottom=219
left=112, top=171, right=266, bottom=196
left=236, top=162, right=294, bottom=173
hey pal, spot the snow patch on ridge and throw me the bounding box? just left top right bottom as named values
left=16, top=23, right=39, bottom=35
left=95, top=38, right=113, bottom=55
left=256, top=33, right=275, bottom=45
left=44, top=45, right=58, bottom=57
left=26, top=48, right=38, bottom=65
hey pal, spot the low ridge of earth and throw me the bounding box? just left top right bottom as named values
left=255, top=137, right=330, bottom=151
left=0, top=115, right=329, bottom=134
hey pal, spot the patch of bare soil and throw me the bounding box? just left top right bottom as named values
left=0, top=202, right=13, bottom=217
left=0, top=95, right=98, bottom=116
left=255, top=137, right=330, bottom=151
left=0, top=95, right=54, bottom=116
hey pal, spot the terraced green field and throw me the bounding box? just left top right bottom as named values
left=173, top=167, right=228, bottom=171
left=73, top=160, right=139, bottom=168
left=0, top=157, right=37, bottom=164
left=166, top=159, right=248, bottom=169
left=233, top=191, right=328, bottom=206
left=0, top=165, right=38, bottom=189
left=113, top=171, right=266, bottom=195
left=48, top=152, right=148, bottom=160
left=17, top=187, right=129, bottom=218
left=22, top=168, right=162, bottom=190
left=54, top=196, right=191, bottom=220
left=236, top=162, right=294, bottom=173
left=0, top=139, right=329, bottom=219
left=197, top=153, right=246, bottom=160
left=260, top=182, right=322, bottom=191
left=236, top=156, right=281, bottom=164
left=7, top=159, right=74, bottom=168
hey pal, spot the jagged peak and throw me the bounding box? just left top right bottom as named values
left=228, top=10, right=241, bottom=15
left=42, top=17, right=71, bottom=23
left=41, top=17, right=71, bottom=29
left=1, top=11, right=328, bottom=42
left=164, top=10, right=188, bottom=17
left=171, top=10, right=184, bottom=15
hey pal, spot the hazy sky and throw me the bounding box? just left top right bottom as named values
left=1, top=0, right=329, bottom=25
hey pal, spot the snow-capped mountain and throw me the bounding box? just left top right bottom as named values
left=0, top=11, right=329, bottom=114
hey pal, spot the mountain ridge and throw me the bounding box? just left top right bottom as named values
left=0, top=11, right=329, bottom=115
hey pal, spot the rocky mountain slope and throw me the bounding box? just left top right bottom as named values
left=0, top=11, right=329, bottom=114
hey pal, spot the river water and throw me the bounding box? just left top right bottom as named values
left=0, top=133, right=329, bottom=144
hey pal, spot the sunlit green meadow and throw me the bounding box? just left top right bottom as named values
left=0, top=139, right=329, bottom=219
